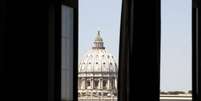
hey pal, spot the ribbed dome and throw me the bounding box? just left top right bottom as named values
left=78, top=31, right=118, bottom=73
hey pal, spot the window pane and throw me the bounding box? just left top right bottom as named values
left=78, top=0, right=122, bottom=100
left=61, top=5, right=74, bottom=101
left=160, top=0, right=192, bottom=100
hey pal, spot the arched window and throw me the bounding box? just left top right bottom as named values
left=86, top=80, right=90, bottom=89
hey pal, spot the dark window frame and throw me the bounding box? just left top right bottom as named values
left=118, top=0, right=161, bottom=101
left=192, top=0, right=201, bottom=101
left=48, top=0, right=78, bottom=101
left=48, top=0, right=201, bottom=101
left=48, top=0, right=62, bottom=100
left=118, top=0, right=201, bottom=101
left=61, top=0, right=79, bottom=101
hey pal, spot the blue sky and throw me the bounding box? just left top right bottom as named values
left=160, top=0, right=192, bottom=91
left=79, top=0, right=192, bottom=91
left=78, top=0, right=122, bottom=62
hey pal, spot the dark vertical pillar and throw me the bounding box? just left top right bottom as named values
left=0, top=0, right=6, bottom=99
left=131, top=0, right=161, bottom=101
left=118, top=0, right=161, bottom=101
left=73, top=0, right=78, bottom=101
left=48, top=0, right=61, bottom=101
left=192, top=0, right=201, bottom=101
left=118, top=0, right=130, bottom=101
left=0, top=0, right=6, bottom=72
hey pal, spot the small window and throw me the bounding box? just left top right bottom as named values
left=94, top=80, right=99, bottom=89
left=87, top=81, right=91, bottom=88
left=103, top=80, right=107, bottom=89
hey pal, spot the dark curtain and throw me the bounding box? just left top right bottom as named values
left=118, top=0, right=161, bottom=101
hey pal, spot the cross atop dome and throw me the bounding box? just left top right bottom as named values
left=93, top=30, right=105, bottom=49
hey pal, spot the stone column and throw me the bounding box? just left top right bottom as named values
left=91, top=78, right=94, bottom=89
left=100, top=79, right=103, bottom=89
left=107, top=79, right=110, bottom=89
left=98, top=79, right=101, bottom=89
left=81, top=78, right=85, bottom=89
left=115, top=78, right=117, bottom=89
left=87, top=79, right=90, bottom=89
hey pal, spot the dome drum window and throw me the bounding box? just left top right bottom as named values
left=94, top=80, right=99, bottom=89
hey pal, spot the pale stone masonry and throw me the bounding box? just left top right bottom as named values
left=78, top=31, right=118, bottom=99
